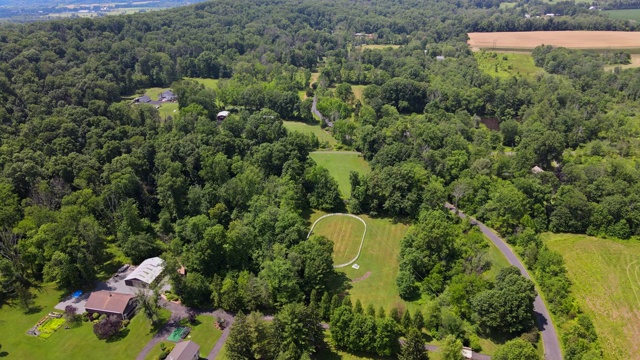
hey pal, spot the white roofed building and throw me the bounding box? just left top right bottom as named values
left=124, top=257, right=165, bottom=288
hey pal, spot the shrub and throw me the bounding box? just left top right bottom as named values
left=122, top=319, right=130, bottom=327
left=158, top=350, right=169, bottom=360
left=99, top=314, right=107, bottom=321
left=93, top=316, right=123, bottom=340
left=160, top=343, right=167, bottom=351
left=92, top=312, right=99, bottom=320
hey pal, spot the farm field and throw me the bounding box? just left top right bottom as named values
left=0, top=285, right=169, bottom=360
left=543, top=233, right=640, bottom=360
left=310, top=214, right=366, bottom=265
left=283, top=121, right=337, bottom=147
left=604, top=9, right=640, bottom=23
left=468, top=31, right=640, bottom=51
left=309, top=151, right=371, bottom=197
left=474, top=51, right=545, bottom=78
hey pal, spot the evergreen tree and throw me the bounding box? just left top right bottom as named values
left=402, top=309, right=413, bottom=330
left=399, top=328, right=429, bottom=360
left=413, top=309, right=425, bottom=330
left=366, top=303, right=376, bottom=317
left=227, top=313, right=254, bottom=360
left=354, top=299, right=363, bottom=314
left=390, top=306, right=402, bottom=323
left=377, top=306, right=386, bottom=319
left=440, top=335, right=464, bottom=360
left=342, top=295, right=352, bottom=309
left=375, top=317, right=400, bottom=356
left=320, top=292, right=332, bottom=320
left=330, top=294, right=341, bottom=313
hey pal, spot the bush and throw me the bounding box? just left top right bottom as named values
left=122, top=319, right=130, bottom=327
left=92, top=312, right=99, bottom=320
left=160, top=343, right=166, bottom=351
left=158, top=350, right=169, bottom=360
left=93, top=316, right=123, bottom=340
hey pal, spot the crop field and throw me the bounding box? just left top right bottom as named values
left=474, top=51, right=545, bottom=78
left=604, top=9, right=640, bottom=23
left=468, top=31, right=640, bottom=51
left=309, top=151, right=371, bottom=197
left=283, top=121, right=337, bottom=148
left=310, top=215, right=366, bottom=265
left=543, top=233, right=640, bottom=360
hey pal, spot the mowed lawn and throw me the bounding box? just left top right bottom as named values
left=543, top=233, right=640, bottom=360
left=283, top=121, right=337, bottom=147
left=311, top=215, right=366, bottom=265
left=474, top=51, right=544, bottom=78
left=145, top=314, right=223, bottom=360
left=185, top=77, right=219, bottom=90
left=311, top=211, right=412, bottom=313
left=309, top=151, right=371, bottom=197
left=0, top=285, right=169, bottom=360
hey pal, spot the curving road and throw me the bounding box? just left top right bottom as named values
left=312, top=95, right=333, bottom=127
left=445, top=203, right=562, bottom=360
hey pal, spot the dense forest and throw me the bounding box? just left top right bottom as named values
left=1, top=0, right=639, bottom=358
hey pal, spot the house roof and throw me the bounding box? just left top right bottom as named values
left=217, top=111, right=230, bottom=117
left=125, top=257, right=165, bottom=285
left=135, top=95, right=151, bottom=103
left=85, top=291, right=134, bottom=314
left=531, top=166, right=545, bottom=174
left=167, top=340, right=200, bottom=360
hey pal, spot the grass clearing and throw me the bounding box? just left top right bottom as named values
left=543, top=233, right=640, bottom=360
left=146, top=315, right=223, bottom=359
left=604, top=53, right=640, bottom=71
left=0, top=285, right=169, bottom=360
left=309, top=151, right=371, bottom=197
left=185, top=77, right=219, bottom=90
left=604, top=9, right=640, bottom=23
left=474, top=51, right=544, bottom=78
left=310, top=215, right=366, bottom=265
left=284, top=121, right=337, bottom=148
left=158, top=103, right=179, bottom=118
left=358, top=44, right=400, bottom=50
left=352, top=85, right=366, bottom=102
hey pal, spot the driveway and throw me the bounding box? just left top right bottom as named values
left=54, top=265, right=136, bottom=313
left=445, top=203, right=563, bottom=360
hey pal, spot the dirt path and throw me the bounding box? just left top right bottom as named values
left=351, top=271, right=372, bottom=283
left=446, top=203, right=562, bottom=360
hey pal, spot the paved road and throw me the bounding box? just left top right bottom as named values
left=312, top=95, right=333, bottom=127
left=445, top=203, right=563, bottom=360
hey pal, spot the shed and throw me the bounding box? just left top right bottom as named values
left=167, top=340, right=200, bottom=360
left=217, top=111, right=230, bottom=121
left=124, top=257, right=165, bottom=288
left=85, top=291, right=136, bottom=319
left=436, top=55, right=445, bottom=61
left=134, top=95, right=151, bottom=103
left=531, top=166, right=545, bottom=174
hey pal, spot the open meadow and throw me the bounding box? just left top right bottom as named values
left=474, top=51, right=545, bottom=78
left=309, top=214, right=366, bottom=265
left=309, top=151, right=371, bottom=197
left=543, top=233, right=640, bottom=360
left=283, top=121, right=337, bottom=147
left=468, top=31, right=640, bottom=51
left=604, top=9, right=640, bottom=23
left=358, top=44, right=401, bottom=50
left=0, top=286, right=169, bottom=360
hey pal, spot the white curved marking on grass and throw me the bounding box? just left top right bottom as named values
left=307, top=213, right=367, bottom=268
left=626, top=260, right=640, bottom=309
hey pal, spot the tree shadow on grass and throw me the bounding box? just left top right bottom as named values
left=23, top=305, right=43, bottom=315
left=326, top=271, right=352, bottom=295
left=0, top=351, right=8, bottom=357
left=106, top=328, right=130, bottom=343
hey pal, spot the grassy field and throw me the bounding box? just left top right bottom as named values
left=185, top=77, right=219, bottom=90
left=604, top=9, right=640, bottom=22
left=359, top=44, right=401, bottom=50
left=352, top=85, right=366, bottom=102
left=310, top=215, right=366, bottom=265
left=158, top=102, right=179, bottom=119
left=0, top=285, right=169, bottom=360
left=468, top=31, right=640, bottom=50
left=145, top=87, right=168, bottom=101
left=309, top=151, right=371, bottom=197
left=604, top=53, right=640, bottom=71
left=283, top=121, right=337, bottom=147
left=145, top=315, right=223, bottom=360
left=543, top=233, right=640, bottom=360
left=474, top=51, right=544, bottom=78
left=310, top=211, right=411, bottom=313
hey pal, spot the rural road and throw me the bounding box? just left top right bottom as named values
left=312, top=95, right=333, bottom=127
left=445, top=203, right=563, bottom=360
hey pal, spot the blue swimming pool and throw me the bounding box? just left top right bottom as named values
left=71, top=290, right=82, bottom=298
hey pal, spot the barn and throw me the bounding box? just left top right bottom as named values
left=124, top=257, right=165, bottom=288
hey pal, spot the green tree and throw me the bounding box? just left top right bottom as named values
left=494, top=338, right=539, bottom=360
left=399, top=328, right=429, bottom=360
left=440, top=335, right=463, bottom=360
left=273, top=303, right=324, bottom=358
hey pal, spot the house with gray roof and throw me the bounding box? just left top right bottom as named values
left=124, top=257, right=165, bottom=288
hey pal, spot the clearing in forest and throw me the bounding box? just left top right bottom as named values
left=604, top=54, right=640, bottom=71
left=283, top=121, right=337, bottom=147
left=358, top=44, right=400, bottom=50
left=309, top=214, right=366, bottom=266
left=604, top=9, right=640, bottom=23
left=309, top=151, right=370, bottom=197
left=543, top=233, right=640, bottom=360
left=468, top=31, right=640, bottom=51
left=474, top=51, right=545, bottom=78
